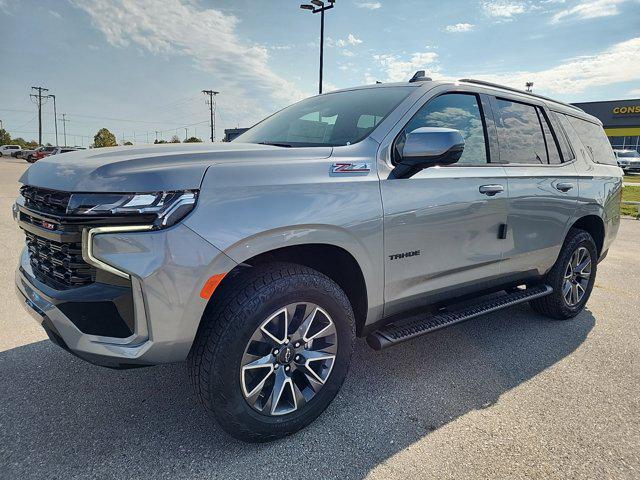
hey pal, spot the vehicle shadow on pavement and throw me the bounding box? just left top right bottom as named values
left=0, top=304, right=594, bottom=480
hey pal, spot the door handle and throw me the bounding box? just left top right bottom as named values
left=479, top=184, right=504, bottom=196
left=555, top=182, right=574, bottom=192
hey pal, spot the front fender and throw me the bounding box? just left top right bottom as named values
left=184, top=155, right=385, bottom=324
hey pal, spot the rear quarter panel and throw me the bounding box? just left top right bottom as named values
left=558, top=112, right=622, bottom=255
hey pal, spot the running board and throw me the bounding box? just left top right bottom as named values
left=366, top=284, right=553, bottom=350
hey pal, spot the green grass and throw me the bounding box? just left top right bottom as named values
left=624, top=174, right=640, bottom=184
left=622, top=185, right=640, bottom=217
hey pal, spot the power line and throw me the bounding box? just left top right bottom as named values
left=202, top=90, right=219, bottom=142
left=30, top=86, right=49, bottom=146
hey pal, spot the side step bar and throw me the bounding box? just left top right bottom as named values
left=367, top=285, right=553, bottom=350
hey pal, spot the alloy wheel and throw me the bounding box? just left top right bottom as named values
left=562, top=246, right=592, bottom=307
left=240, top=302, right=337, bottom=416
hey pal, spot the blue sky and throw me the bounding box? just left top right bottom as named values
left=1, top=0, right=639, bottom=146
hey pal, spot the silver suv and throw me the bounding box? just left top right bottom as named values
left=14, top=75, right=622, bottom=441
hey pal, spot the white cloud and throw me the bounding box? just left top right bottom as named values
left=355, top=1, right=382, bottom=9
left=70, top=0, right=307, bottom=128
left=48, top=10, right=62, bottom=18
left=331, top=33, right=363, bottom=48
left=445, top=23, right=475, bottom=32
left=472, top=37, right=640, bottom=94
left=629, top=88, right=640, bottom=96
left=373, top=51, right=440, bottom=82
left=550, top=0, right=627, bottom=24
left=482, top=1, right=527, bottom=18
left=369, top=37, right=640, bottom=96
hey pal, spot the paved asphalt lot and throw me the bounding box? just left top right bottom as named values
left=0, top=157, right=638, bottom=479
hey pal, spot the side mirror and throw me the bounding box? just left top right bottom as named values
left=390, top=127, right=465, bottom=179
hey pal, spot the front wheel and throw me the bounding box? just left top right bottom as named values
left=188, top=262, right=355, bottom=442
left=530, top=228, right=597, bottom=319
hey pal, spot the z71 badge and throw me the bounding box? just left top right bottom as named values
left=331, top=162, right=371, bottom=174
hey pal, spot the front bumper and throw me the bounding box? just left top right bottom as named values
left=619, top=162, right=640, bottom=171
left=16, top=223, right=237, bottom=368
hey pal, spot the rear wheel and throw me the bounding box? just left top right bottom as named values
left=188, top=262, right=355, bottom=442
left=530, top=228, right=597, bottom=319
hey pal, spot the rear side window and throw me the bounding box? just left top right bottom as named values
left=549, top=112, right=574, bottom=162
left=493, top=98, right=547, bottom=164
left=536, top=107, right=562, bottom=165
left=564, top=115, right=616, bottom=165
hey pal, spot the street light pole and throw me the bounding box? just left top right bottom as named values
left=300, top=0, right=335, bottom=94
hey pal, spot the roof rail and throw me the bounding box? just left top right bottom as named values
left=458, top=78, right=583, bottom=112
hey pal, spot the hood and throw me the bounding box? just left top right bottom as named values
left=19, top=143, right=333, bottom=192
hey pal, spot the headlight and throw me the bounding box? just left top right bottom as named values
left=66, top=190, right=198, bottom=228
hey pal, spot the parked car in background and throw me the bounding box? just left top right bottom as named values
left=26, top=146, right=56, bottom=163
left=17, top=149, right=36, bottom=160
left=0, top=145, right=21, bottom=156
left=614, top=149, right=640, bottom=173
left=49, top=146, right=78, bottom=156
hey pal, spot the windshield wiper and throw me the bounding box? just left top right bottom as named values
left=257, top=141, right=293, bottom=148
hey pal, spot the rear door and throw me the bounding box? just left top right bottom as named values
left=380, top=90, right=509, bottom=316
left=489, top=96, right=579, bottom=277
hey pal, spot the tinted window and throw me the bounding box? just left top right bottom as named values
left=403, top=93, right=488, bottom=165
left=494, top=98, right=547, bottom=164
left=564, top=115, right=617, bottom=165
left=236, top=87, right=413, bottom=147
left=549, top=111, right=574, bottom=162
left=537, top=108, right=562, bottom=164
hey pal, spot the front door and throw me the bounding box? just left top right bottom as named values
left=381, top=92, right=508, bottom=316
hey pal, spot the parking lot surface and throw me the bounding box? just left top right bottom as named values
left=1, top=158, right=638, bottom=479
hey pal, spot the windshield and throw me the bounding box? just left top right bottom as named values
left=235, top=87, right=414, bottom=147
left=617, top=150, right=640, bottom=158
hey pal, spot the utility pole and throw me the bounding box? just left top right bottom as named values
left=202, top=90, right=219, bottom=142
left=30, top=86, right=49, bottom=146
left=47, top=94, right=59, bottom=146
left=300, top=0, right=335, bottom=94
left=185, top=128, right=188, bottom=141
left=60, top=114, right=69, bottom=146
left=0, top=119, right=3, bottom=130
left=155, top=131, right=159, bottom=143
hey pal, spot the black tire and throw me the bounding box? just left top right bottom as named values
left=530, top=228, right=597, bottom=320
left=188, top=262, right=355, bottom=442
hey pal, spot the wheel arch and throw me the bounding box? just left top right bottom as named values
left=569, top=214, right=605, bottom=256
left=206, top=243, right=371, bottom=336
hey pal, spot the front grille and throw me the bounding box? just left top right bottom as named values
left=19, top=185, right=152, bottom=290
left=25, top=231, right=95, bottom=289
left=20, top=185, right=71, bottom=216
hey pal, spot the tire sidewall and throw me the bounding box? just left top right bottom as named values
left=550, top=231, right=597, bottom=317
left=209, top=271, right=354, bottom=438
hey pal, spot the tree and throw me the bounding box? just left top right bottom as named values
left=12, top=137, right=38, bottom=149
left=123, top=141, right=133, bottom=146
left=93, top=128, right=117, bottom=148
left=184, top=136, right=203, bottom=143
left=170, top=135, right=181, bottom=143
left=0, top=129, right=11, bottom=145
left=154, top=139, right=167, bottom=144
